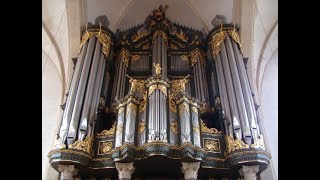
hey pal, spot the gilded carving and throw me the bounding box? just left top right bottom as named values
left=139, top=91, right=147, bottom=112
left=69, top=136, right=94, bottom=154
left=250, top=135, right=265, bottom=149
left=149, top=85, right=157, bottom=96
left=153, top=63, right=162, bottom=75
left=204, top=139, right=220, bottom=152
left=142, top=43, right=150, bottom=49
left=97, top=124, right=115, bottom=136
left=170, top=43, right=178, bottom=49
left=80, top=30, right=112, bottom=57
left=225, top=135, right=249, bottom=153
left=132, top=30, right=148, bottom=42
left=153, top=30, right=168, bottom=42
left=138, top=122, right=146, bottom=134
left=127, top=75, right=145, bottom=95
left=98, top=141, right=113, bottom=155
left=200, top=119, right=222, bottom=134
left=119, top=49, right=130, bottom=67
left=169, top=93, right=177, bottom=112
left=228, top=30, right=243, bottom=54
left=171, top=29, right=188, bottom=42
left=210, top=27, right=227, bottom=58
left=158, top=85, right=167, bottom=96
left=180, top=55, right=189, bottom=64
left=170, top=122, right=178, bottom=134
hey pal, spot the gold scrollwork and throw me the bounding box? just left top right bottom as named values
left=250, top=134, right=265, bottom=150
left=119, top=48, right=130, bottom=67
left=169, top=93, right=177, bottom=112
left=170, top=122, right=178, bottom=134
left=225, top=135, right=249, bottom=153
left=68, top=136, right=94, bottom=154
left=97, top=123, right=115, bottom=136
left=227, top=30, right=243, bottom=54
left=172, top=29, right=188, bottom=42
left=80, top=31, right=112, bottom=57
left=116, top=123, right=123, bottom=134
left=158, top=85, right=167, bottom=96
left=210, top=30, right=227, bottom=58
left=200, top=119, right=222, bottom=134
left=189, top=49, right=206, bottom=66
left=138, top=122, right=146, bottom=134
left=132, top=30, right=148, bottom=42
left=204, top=139, right=220, bottom=152
left=153, top=30, right=168, bottom=42
left=139, top=91, right=147, bottom=112
left=149, top=84, right=157, bottom=96
left=98, top=141, right=113, bottom=155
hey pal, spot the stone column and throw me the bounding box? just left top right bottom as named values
left=115, top=162, right=135, bottom=180
left=239, top=165, right=259, bottom=180
left=181, top=162, right=200, bottom=180
left=58, top=165, right=78, bottom=180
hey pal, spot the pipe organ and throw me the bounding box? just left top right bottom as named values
left=49, top=6, right=270, bottom=180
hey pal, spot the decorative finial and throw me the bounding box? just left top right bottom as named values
left=153, top=63, right=162, bottom=76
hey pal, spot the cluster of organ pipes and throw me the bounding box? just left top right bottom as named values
left=54, top=22, right=265, bottom=151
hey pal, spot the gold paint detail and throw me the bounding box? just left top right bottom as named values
left=204, top=157, right=225, bottom=162
left=132, top=30, right=148, bottom=42
left=200, top=119, right=222, bottom=134
left=139, top=91, right=147, bottom=112
left=204, top=139, right=220, bottom=152
left=179, top=102, right=190, bottom=117
left=158, top=85, right=167, bottom=96
left=171, top=74, right=190, bottom=96
left=170, top=122, right=178, bottom=134
left=127, top=76, right=145, bottom=94
left=98, top=141, right=113, bottom=155
left=210, top=30, right=227, bottom=58
left=131, top=55, right=140, bottom=64
left=170, top=43, right=178, bottom=49
left=80, top=31, right=112, bottom=57
left=191, top=107, right=198, bottom=115
left=116, top=123, right=123, bottom=134
left=227, top=30, right=243, bottom=54
left=69, top=136, right=94, bottom=154
left=138, top=122, right=146, bottom=134
left=250, top=134, right=265, bottom=150
left=153, top=30, right=168, bottom=42
left=171, top=29, right=188, bottom=42
left=169, top=93, right=177, bottom=112
left=97, top=124, right=115, bottom=136
left=120, top=49, right=129, bottom=67
left=142, top=43, right=150, bottom=49
left=149, top=85, right=157, bottom=96
left=153, top=63, right=162, bottom=75
left=189, top=49, right=206, bottom=66
left=226, top=135, right=249, bottom=153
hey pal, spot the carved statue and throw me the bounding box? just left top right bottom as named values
left=153, top=63, right=162, bottom=75
left=126, top=74, right=145, bottom=94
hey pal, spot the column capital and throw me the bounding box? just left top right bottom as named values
left=239, top=165, right=259, bottom=180
left=181, top=162, right=200, bottom=180
left=58, top=164, right=78, bottom=180
left=115, top=162, right=135, bottom=180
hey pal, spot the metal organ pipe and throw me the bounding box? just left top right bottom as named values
left=78, top=41, right=102, bottom=140
left=224, top=36, right=251, bottom=143
left=58, top=41, right=88, bottom=144
left=67, top=37, right=97, bottom=145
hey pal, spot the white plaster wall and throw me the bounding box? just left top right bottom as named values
left=42, top=55, right=61, bottom=180
left=259, top=51, right=278, bottom=180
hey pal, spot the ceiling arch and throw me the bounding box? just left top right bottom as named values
left=86, top=0, right=233, bottom=32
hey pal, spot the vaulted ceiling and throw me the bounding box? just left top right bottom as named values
left=87, top=0, right=233, bottom=32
